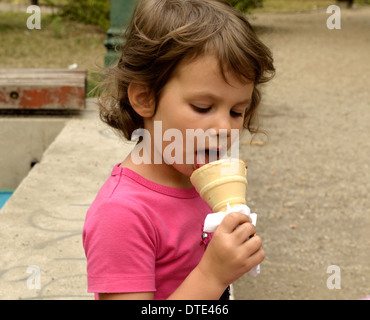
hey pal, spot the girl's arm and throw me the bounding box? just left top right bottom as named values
left=98, top=212, right=264, bottom=300
left=167, top=212, right=264, bottom=300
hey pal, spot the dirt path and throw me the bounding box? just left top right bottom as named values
left=234, top=6, right=370, bottom=299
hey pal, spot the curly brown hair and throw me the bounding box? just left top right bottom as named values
left=98, top=0, right=275, bottom=141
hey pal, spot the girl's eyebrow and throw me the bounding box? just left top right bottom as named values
left=190, top=91, right=251, bottom=106
left=234, top=98, right=252, bottom=106
left=189, top=91, right=221, bottom=101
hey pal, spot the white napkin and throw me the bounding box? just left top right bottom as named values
left=203, top=204, right=260, bottom=277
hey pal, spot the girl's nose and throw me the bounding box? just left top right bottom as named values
left=210, top=112, right=232, bottom=136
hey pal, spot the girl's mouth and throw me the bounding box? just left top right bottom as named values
left=193, top=149, right=220, bottom=170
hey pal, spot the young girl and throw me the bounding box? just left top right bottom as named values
left=83, top=0, right=275, bottom=300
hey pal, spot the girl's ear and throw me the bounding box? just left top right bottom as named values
left=128, top=82, right=156, bottom=118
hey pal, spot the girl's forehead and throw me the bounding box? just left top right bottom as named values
left=173, top=54, right=253, bottom=88
left=162, top=54, right=254, bottom=106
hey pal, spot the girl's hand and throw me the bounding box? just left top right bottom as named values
left=198, top=211, right=265, bottom=288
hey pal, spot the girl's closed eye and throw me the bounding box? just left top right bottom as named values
left=230, top=110, right=243, bottom=117
left=191, top=104, right=212, bottom=113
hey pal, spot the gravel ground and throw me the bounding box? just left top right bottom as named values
left=234, top=6, right=370, bottom=300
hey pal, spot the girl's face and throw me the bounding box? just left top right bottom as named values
left=144, top=54, right=254, bottom=180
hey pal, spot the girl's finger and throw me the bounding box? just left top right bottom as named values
left=233, top=222, right=256, bottom=243
left=241, top=235, right=263, bottom=256
left=218, top=212, right=251, bottom=233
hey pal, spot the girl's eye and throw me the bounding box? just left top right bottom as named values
left=230, top=110, right=243, bottom=117
left=191, top=104, right=211, bottom=113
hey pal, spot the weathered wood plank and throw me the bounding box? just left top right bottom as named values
left=0, top=69, right=87, bottom=110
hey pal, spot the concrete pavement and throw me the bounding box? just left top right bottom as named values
left=0, top=99, right=134, bottom=299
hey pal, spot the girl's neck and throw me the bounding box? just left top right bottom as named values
left=120, top=154, right=193, bottom=189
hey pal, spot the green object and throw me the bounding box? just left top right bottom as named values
left=56, top=0, right=110, bottom=30
left=104, top=0, right=136, bottom=67
left=228, top=0, right=263, bottom=12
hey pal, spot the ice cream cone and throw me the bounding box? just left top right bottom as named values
left=190, top=158, right=247, bottom=212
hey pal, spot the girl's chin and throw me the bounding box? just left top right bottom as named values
left=169, top=163, right=197, bottom=178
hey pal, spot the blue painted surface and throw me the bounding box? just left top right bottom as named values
left=0, top=191, right=13, bottom=209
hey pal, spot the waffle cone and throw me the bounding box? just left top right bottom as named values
left=190, top=158, right=247, bottom=212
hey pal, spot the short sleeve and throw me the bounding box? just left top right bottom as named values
left=83, top=200, right=157, bottom=294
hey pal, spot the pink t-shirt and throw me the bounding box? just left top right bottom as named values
left=82, top=164, right=212, bottom=299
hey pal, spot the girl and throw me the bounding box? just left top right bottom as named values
left=83, top=0, right=275, bottom=300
